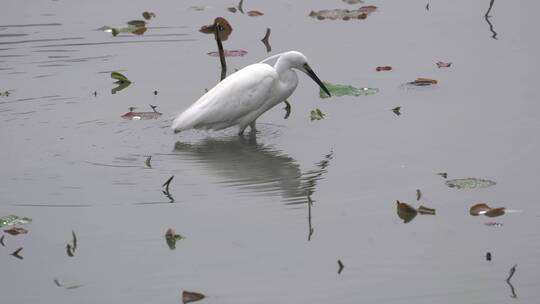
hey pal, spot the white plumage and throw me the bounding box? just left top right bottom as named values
left=172, top=51, right=330, bottom=135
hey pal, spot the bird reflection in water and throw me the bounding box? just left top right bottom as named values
left=173, top=134, right=332, bottom=205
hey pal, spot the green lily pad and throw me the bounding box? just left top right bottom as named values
left=310, top=108, right=325, bottom=121
left=99, top=20, right=147, bottom=36
left=445, top=178, right=496, bottom=189
left=320, top=82, right=378, bottom=98
left=111, top=72, right=130, bottom=83
left=0, top=215, right=32, bottom=228
left=165, top=228, right=184, bottom=250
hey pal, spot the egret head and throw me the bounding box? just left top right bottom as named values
left=282, top=51, right=331, bottom=97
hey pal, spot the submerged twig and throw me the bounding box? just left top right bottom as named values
left=506, top=264, right=518, bottom=298
left=238, top=0, right=245, bottom=14
left=11, top=247, right=23, bottom=260
left=416, top=189, right=422, bottom=201
left=162, top=175, right=174, bottom=193
left=484, top=0, right=497, bottom=39
left=307, top=194, right=314, bottom=241
left=214, top=20, right=227, bottom=81
left=66, top=230, right=77, bottom=257
left=0, top=234, right=5, bottom=247
left=337, top=259, right=344, bottom=274
left=162, top=175, right=175, bottom=202
left=283, top=100, right=291, bottom=119
left=150, top=104, right=158, bottom=112
left=261, top=28, right=271, bottom=52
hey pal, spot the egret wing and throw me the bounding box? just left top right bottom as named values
left=173, top=64, right=277, bottom=131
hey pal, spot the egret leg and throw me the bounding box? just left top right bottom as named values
left=249, top=121, right=257, bottom=133
left=238, top=126, right=246, bottom=136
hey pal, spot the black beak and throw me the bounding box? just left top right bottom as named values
left=304, top=64, right=331, bottom=97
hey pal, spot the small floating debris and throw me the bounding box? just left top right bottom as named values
left=11, top=247, right=23, bottom=260
left=446, top=178, right=496, bottom=189
left=470, top=203, right=505, bottom=217
left=343, top=0, right=365, bottom=4
left=207, top=50, right=247, bottom=57
left=3, top=227, right=28, bottom=235
left=436, top=61, right=452, bottom=68
left=0, top=235, right=4, bottom=246
left=121, top=105, right=162, bottom=120
left=486, top=252, right=492, bottom=261
left=310, top=108, right=325, bottom=121
left=376, top=66, right=392, bottom=71
left=0, top=90, right=13, bottom=97
left=436, top=172, right=448, bottom=179
left=407, top=78, right=438, bottom=86
left=309, top=6, right=377, bottom=20
left=191, top=5, right=209, bottom=11
left=227, top=7, right=237, bottom=13
left=392, top=106, right=401, bottom=116
left=0, top=215, right=32, bottom=228
left=484, top=222, right=503, bottom=227
left=145, top=155, right=152, bottom=168
left=142, top=11, right=156, bottom=20
left=247, top=10, right=264, bottom=17
left=66, top=230, right=77, bottom=257
left=337, top=259, right=344, bottom=274
left=320, top=82, right=378, bottom=98
left=165, top=228, right=184, bottom=250
left=182, top=290, right=205, bottom=304
left=416, top=189, right=422, bottom=201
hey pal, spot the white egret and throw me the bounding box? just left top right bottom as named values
left=172, top=51, right=331, bottom=135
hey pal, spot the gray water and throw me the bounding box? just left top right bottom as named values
left=1, top=0, right=540, bottom=303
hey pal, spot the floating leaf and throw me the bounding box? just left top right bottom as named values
left=111, top=72, right=131, bottom=83
left=111, top=81, right=131, bottom=94
left=182, top=291, right=205, bottom=304
left=485, top=207, right=505, bottom=218
left=99, top=20, right=147, bottom=36
left=396, top=201, right=417, bottom=223
left=470, top=203, right=505, bottom=218
left=309, top=6, right=377, bottom=20
left=310, top=108, right=325, bottom=121
left=470, top=203, right=491, bottom=216
left=320, top=82, right=378, bottom=98
left=165, top=228, right=184, bottom=250
left=247, top=10, right=264, bottom=16
left=436, top=61, right=452, bottom=68
left=3, top=227, right=28, bottom=235
left=191, top=5, right=209, bottom=11
left=0, top=215, right=32, bottom=228
left=199, top=17, right=233, bottom=41
left=446, top=178, right=496, bottom=189
left=376, top=66, right=392, bottom=71
left=121, top=105, right=162, bottom=120
left=207, top=50, right=247, bottom=57
left=407, top=78, right=438, bottom=86
left=142, top=11, right=156, bottom=20
left=418, top=205, right=436, bottom=215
